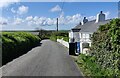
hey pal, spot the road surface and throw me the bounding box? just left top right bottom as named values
left=1, top=40, right=83, bottom=76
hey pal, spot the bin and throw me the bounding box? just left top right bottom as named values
left=69, top=43, right=76, bottom=55
left=75, top=42, right=80, bottom=55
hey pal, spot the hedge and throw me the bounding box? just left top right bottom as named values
left=77, top=19, right=120, bottom=77
left=90, top=18, right=120, bottom=77
left=2, top=32, right=40, bottom=65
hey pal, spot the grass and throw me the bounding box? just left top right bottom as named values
left=75, top=54, right=114, bottom=78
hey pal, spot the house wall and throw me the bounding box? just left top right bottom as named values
left=69, top=31, right=92, bottom=54
left=79, top=32, right=92, bottom=53
left=73, top=32, right=80, bottom=42
left=69, top=31, right=73, bottom=43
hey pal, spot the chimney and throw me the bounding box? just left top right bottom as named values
left=83, top=17, right=88, bottom=24
left=96, top=11, right=105, bottom=23
left=79, top=22, right=82, bottom=25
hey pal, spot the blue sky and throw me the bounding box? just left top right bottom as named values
left=0, top=2, right=118, bottom=30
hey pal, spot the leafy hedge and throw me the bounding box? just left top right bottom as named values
left=0, top=33, right=2, bottom=66
left=77, top=54, right=106, bottom=77
left=50, top=31, right=69, bottom=42
left=2, top=32, right=40, bottom=65
left=77, top=19, right=120, bottom=77
left=89, top=19, right=120, bottom=77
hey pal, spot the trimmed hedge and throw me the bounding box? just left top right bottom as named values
left=2, top=32, right=40, bottom=65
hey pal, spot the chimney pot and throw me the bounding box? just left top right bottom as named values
left=96, top=11, right=105, bottom=23
left=83, top=17, right=88, bottom=24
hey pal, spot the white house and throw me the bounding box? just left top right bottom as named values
left=69, top=11, right=111, bottom=54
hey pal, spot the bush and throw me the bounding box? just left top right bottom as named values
left=2, top=32, right=40, bottom=65
left=50, top=31, right=69, bottom=42
left=90, top=18, right=120, bottom=77
left=77, top=19, right=120, bottom=77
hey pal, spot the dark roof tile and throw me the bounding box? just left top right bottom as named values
left=72, top=19, right=111, bottom=33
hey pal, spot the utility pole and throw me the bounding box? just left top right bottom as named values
left=57, top=18, right=58, bottom=32
left=56, top=18, right=58, bottom=41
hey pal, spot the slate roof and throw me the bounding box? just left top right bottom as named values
left=72, top=19, right=111, bottom=33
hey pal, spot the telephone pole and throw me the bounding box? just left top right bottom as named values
left=56, top=18, right=58, bottom=41
left=57, top=18, right=58, bottom=32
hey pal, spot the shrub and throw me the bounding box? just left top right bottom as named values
left=90, top=18, right=120, bottom=77
left=2, top=32, right=40, bottom=65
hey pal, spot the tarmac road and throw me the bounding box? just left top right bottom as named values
left=1, top=40, right=83, bottom=76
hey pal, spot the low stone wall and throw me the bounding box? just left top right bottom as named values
left=57, top=39, right=69, bottom=48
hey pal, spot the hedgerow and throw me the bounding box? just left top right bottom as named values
left=90, top=18, right=120, bottom=77
left=2, top=32, right=40, bottom=65
left=77, top=19, right=120, bottom=77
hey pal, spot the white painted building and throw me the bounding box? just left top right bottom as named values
left=69, top=11, right=111, bottom=54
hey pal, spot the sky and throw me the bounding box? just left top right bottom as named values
left=0, top=1, right=118, bottom=30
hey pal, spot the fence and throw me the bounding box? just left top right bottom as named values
left=57, top=39, right=69, bottom=48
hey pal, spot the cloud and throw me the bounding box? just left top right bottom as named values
left=88, top=16, right=96, bottom=21
left=13, top=18, right=23, bottom=25
left=104, top=11, right=110, bottom=19
left=0, top=0, right=20, bottom=8
left=0, top=17, right=8, bottom=25
left=3, top=11, right=111, bottom=29
left=11, top=8, right=16, bottom=13
left=50, top=5, right=62, bottom=12
left=24, top=13, right=95, bottom=26
left=26, top=16, right=33, bottom=21
left=17, top=5, right=29, bottom=15
left=11, top=5, right=29, bottom=15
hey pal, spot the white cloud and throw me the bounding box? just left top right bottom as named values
left=17, top=5, right=29, bottom=15
left=26, top=16, right=33, bottom=21
left=60, top=11, right=64, bottom=18
left=11, top=8, right=16, bottom=13
left=13, top=18, right=23, bottom=25
left=50, top=5, right=62, bottom=12
left=33, top=16, right=39, bottom=21
left=11, top=5, right=29, bottom=15
left=0, top=17, right=8, bottom=25
left=0, top=0, right=20, bottom=8
left=88, top=16, right=96, bottom=21
left=3, top=11, right=111, bottom=29
left=25, top=14, right=83, bottom=26
left=104, top=11, right=110, bottom=19
left=65, top=14, right=82, bottom=25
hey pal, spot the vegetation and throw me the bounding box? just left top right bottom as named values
left=49, top=31, right=69, bottom=42
left=2, top=32, right=40, bottom=65
left=1, top=30, right=69, bottom=65
left=37, top=30, right=53, bottom=40
left=0, top=33, right=2, bottom=66
left=77, top=54, right=105, bottom=77
left=77, top=18, right=120, bottom=77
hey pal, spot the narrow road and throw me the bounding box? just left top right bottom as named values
left=1, top=40, right=83, bottom=76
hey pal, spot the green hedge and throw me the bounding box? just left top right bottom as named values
left=77, top=54, right=115, bottom=77
left=49, top=31, right=69, bottom=42
left=77, top=19, right=120, bottom=77
left=57, top=36, right=69, bottom=42
left=2, top=32, right=40, bottom=65
left=90, top=19, right=120, bottom=77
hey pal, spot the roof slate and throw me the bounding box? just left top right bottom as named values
left=72, top=19, right=111, bottom=33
